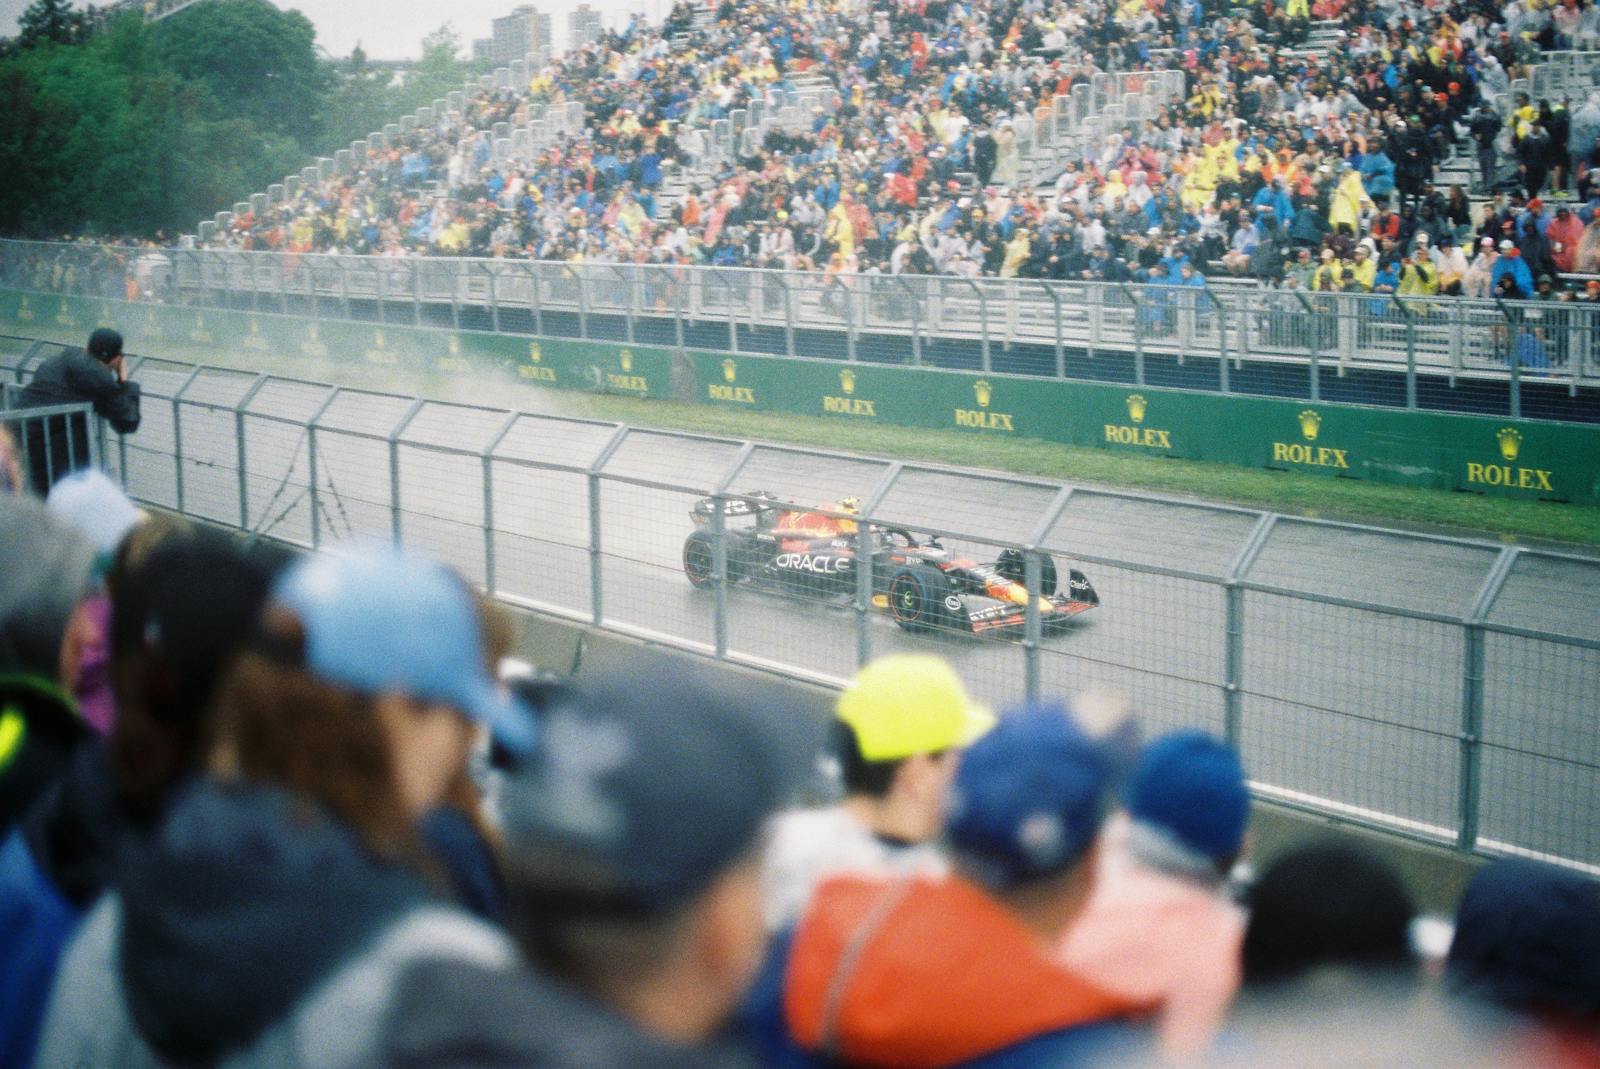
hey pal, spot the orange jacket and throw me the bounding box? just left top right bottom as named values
left=783, top=874, right=1149, bottom=1068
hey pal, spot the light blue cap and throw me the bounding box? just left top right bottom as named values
left=272, top=543, right=535, bottom=756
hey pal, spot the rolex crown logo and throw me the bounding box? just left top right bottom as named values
left=1299, top=409, right=1322, bottom=441
left=528, top=342, right=541, bottom=363
left=974, top=379, right=992, bottom=408
left=195, top=314, right=205, bottom=329
left=308, top=323, right=319, bottom=340
left=722, top=358, right=737, bottom=383
left=449, top=335, right=461, bottom=356
left=620, top=349, right=633, bottom=372
left=1126, top=393, right=1147, bottom=423
left=1497, top=427, right=1522, bottom=462
left=250, top=318, right=260, bottom=335
left=374, top=330, right=385, bottom=347
left=840, top=368, right=856, bottom=395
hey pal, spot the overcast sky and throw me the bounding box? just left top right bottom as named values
left=0, top=0, right=663, bottom=59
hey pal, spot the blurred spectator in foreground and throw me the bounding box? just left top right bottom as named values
left=755, top=704, right=1149, bottom=1068
left=1241, top=843, right=1417, bottom=991
left=379, top=655, right=814, bottom=1069
left=0, top=528, right=281, bottom=1069
left=0, top=497, right=95, bottom=835
left=46, top=469, right=146, bottom=736
left=0, top=427, right=22, bottom=494
left=1446, top=859, right=1600, bottom=1063
left=761, top=653, right=994, bottom=931
left=34, top=545, right=535, bottom=1069
left=16, top=330, right=140, bottom=496
left=1058, top=731, right=1251, bottom=1062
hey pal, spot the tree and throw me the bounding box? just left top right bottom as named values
left=154, top=0, right=325, bottom=144
left=419, top=23, right=463, bottom=65
left=16, top=0, right=89, bottom=50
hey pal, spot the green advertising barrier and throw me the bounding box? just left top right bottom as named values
left=686, top=351, right=1600, bottom=506
left=4, top=289, right=1595, bottom=505
left=0, top=290, right=677, bottom=400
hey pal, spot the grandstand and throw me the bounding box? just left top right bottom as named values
left=183, top=0, right=1600, bottom=308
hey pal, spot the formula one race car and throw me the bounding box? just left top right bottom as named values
left=681, top=492, right=1098, bottom=635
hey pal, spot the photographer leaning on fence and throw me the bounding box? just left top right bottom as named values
left=17, top=329, right=140, bottom=496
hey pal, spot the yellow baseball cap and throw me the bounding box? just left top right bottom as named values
left=836, top=655, right=996, bottom=761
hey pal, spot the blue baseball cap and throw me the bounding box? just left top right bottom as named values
left=945, top=702, right=1115, bottom=891
left=271, top=544, right=535, bottom=756
left=1124, top=731, right=1249, bottom=861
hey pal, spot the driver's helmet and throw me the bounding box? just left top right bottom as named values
left=835, top=496, right=861, bottom=535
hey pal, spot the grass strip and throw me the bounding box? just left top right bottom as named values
left=567, top=393, right=1600, bottom=549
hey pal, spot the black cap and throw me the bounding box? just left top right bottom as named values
left=87, top=328, right=123, bottom=362
left=500, top=654, right=818, bottom=916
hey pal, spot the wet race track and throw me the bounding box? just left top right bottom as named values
left=6, top=335, right=1597, bottom=869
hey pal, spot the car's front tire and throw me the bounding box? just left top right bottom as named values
left=887, top=566, right=957, bottom=632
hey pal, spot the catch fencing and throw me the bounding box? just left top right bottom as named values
left=3, top=240, right=1595, bottom=423
left=3, top=335, right=1597, bottom=872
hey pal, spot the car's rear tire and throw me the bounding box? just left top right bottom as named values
left=996, top=548, right=1058, bottom=597
left=683, top=531, right=716, bottom=588
left=888, top=566, right=956, bottom=632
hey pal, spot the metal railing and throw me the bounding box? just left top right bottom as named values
left=4, top=337, right=1596, bottom=872
left=5, top=240, right=1597, bottom=421
left=0, top=369, right=105, bottom=493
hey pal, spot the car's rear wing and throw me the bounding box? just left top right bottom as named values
left=689, top=490, right=782, bottom=527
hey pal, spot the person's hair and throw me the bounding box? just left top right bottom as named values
left=833, top=718, right=904, bottom=798
left=511, top=883, right=696, bottom=995
left=210, top=610, right=420, bottom=860
left=1242, top=843, right=1416, bottom=986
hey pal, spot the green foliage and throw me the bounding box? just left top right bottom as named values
left=16, top=0, right=89, bottom=50
left=0, top=3, right=485, bottom=238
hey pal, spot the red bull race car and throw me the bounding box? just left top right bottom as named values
left=681, top=492, right=1098, bottom=635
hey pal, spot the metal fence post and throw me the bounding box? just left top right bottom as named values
left=711, top=494, right=729, bottom=658
left=304, top=386, right=341, bottom=548
left=778, top=273, right=796, bottom=359
left=375, top=259, right=386, bottom=325
left=386, top=399, right=425, bottom=546
left=574, top=266, right=589, bottom=340
left=1223, top=514, right=1278, bottom=748
left=1458, top=547, right=1519, bottom=852
left=528, top=262, right=544, bottom=337
left=1496, top=298, right=1524, bottom=419
left=1022, top=487, right=1075, bottom=702
left=586, top=427, right=630, bottom=625
left=843, top=281, right=857, bottom=363
left=853, top=463, right=903, bottom=668
left=484, top=262, right=501, bottom=334
left=479, top=412, right=520, bottom=595
left=1391, top=294, right=1417, bottom=410
left=1294, top=289, right=1321, bottom=401
left=1121, top=284, right=1145, bottom=386
left=168, top=366, right=203, bottom=516
left=1042, top=281, right=1064, bottom=379
left=1212, top=285, right=1231, bottom=394
left=977, top=282, right=991, bottom=373
left=231, top=373, right=270, bottom=530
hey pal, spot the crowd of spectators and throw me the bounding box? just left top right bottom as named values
left=175, top=0, right=1600, bottom=303
left=0, top=396, right=1596, bottom=1066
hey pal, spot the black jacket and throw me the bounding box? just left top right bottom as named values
left=17, top=346, right=140, bottom=434
left=0, top=675, right=87, bottom=839
left=382, top=957, right=765, bottom=1069
left=16, top=346, right=139, bottom=492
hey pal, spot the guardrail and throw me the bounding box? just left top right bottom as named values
left=4, top=241, right=1598, bottom=422
left=3, top=336, right=1596, bottom=872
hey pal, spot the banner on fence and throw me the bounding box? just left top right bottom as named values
left=4, top=290, right=1595, bottom=504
